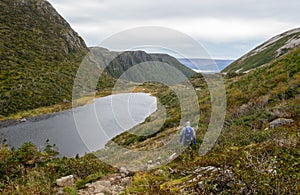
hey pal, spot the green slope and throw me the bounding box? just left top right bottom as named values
left=226, top=46, right=300, bottom=115
left=223, top=28, right=300, bottom=73
left=0, top=0, right=89, bottom=116
left=108, top=43, right=300, bottom=194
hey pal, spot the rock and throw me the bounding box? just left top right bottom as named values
left=155, top=169, right=165, bottom=175
left=20, top=118, right=27, bottom=122
left=56, top=175, right=74, bottom=187
left=62, top=99, right=70, bottom=103
left=56, top=188, right=64, bottom=195
left=237, top=104, right=251, bottom=116
left=269, top=118, right=294, bottom=128
left=168, top=167, right=175, bottom=174
left=112, top=185, right=124, bottom=192
left=157, top=156, right=162, bottom=161
left=97, top=180, right=111, bottom=188
left=119, top=167, right=128, bottom=175
left=78, top=170, right=133, bottom=195
left=116, top=175, right=122, bottom=179
left=267, top=169, right=277, bottom=175
left=194, top=166, right=220, bottom=174
left=169, top=152, right=177, bottom=160
left=88, top=183, right=111, bottom=194
left=197, top=181, right=205, bottom=189
left=120, top=177, right=131, bottom=186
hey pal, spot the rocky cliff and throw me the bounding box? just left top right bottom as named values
left=0, top=0, right=88, bottom=116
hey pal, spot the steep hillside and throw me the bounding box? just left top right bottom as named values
left=100, top=37, right=300, bottom=194
left=0, top=0, right=88, bottom=116
left=223, top=28, right=300, bottom=73
left=121, top=42, right=300, bottom=195
left=90, top=47, right=195, bottom=82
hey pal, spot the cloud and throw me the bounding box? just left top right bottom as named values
left=48, top=0, right=300, bottom=59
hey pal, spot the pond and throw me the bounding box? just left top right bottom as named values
left=0, top=93, right=157, bottom=156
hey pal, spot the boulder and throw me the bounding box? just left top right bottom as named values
left=169, top=152, right=177, bottom=160
left=119, top=167, right=129, bottom=177
left=119, top=167, right=128, bottom=174
left=269, top=118, right=294, bottom=128
left=86, top=183, right=111, bottom=194
left=97, top=180, right=111, bottom=188
left=155, top=169, right=165, bottom=175
left=56, top=175, right=74, bottom=187
left=20, top=118, right=27, bottom=122
left=94, top=184, right=111, bottom=194
left=120, top=177, right=131, bottom=186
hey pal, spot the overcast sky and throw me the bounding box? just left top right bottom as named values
left=48, top=0, right=299, bottom=59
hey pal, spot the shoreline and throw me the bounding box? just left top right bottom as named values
left=0, top=88, right=150, bottom=129
left=0, top=109, right=71, bottom=129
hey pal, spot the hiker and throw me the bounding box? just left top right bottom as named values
left=179, top=121, right=196, bottom=147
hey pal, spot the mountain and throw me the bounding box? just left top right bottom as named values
left=90, top=47, right=196, bottom=82
left=0, top=0, right=89, bottom=116
left=0, top=0, right=194, bottom=118
left=222, top=28, right=300, bottom=73
left=178, top=58, right=233, bottom=73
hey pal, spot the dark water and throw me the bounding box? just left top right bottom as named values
left=0, top=93, right=157, bottom=156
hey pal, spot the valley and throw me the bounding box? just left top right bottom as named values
left=0, top=0, right=299, bottom=194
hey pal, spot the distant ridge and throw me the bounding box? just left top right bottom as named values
left=90, top=47, right=196, bottom=82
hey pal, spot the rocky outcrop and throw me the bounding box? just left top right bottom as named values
left=269, top=118, right=294, bottom=128
left=78, top=168, right=132, bottom=195
left=56, top=175, right=74, bottom=187
left=37, top=0, right=87, bottom=53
